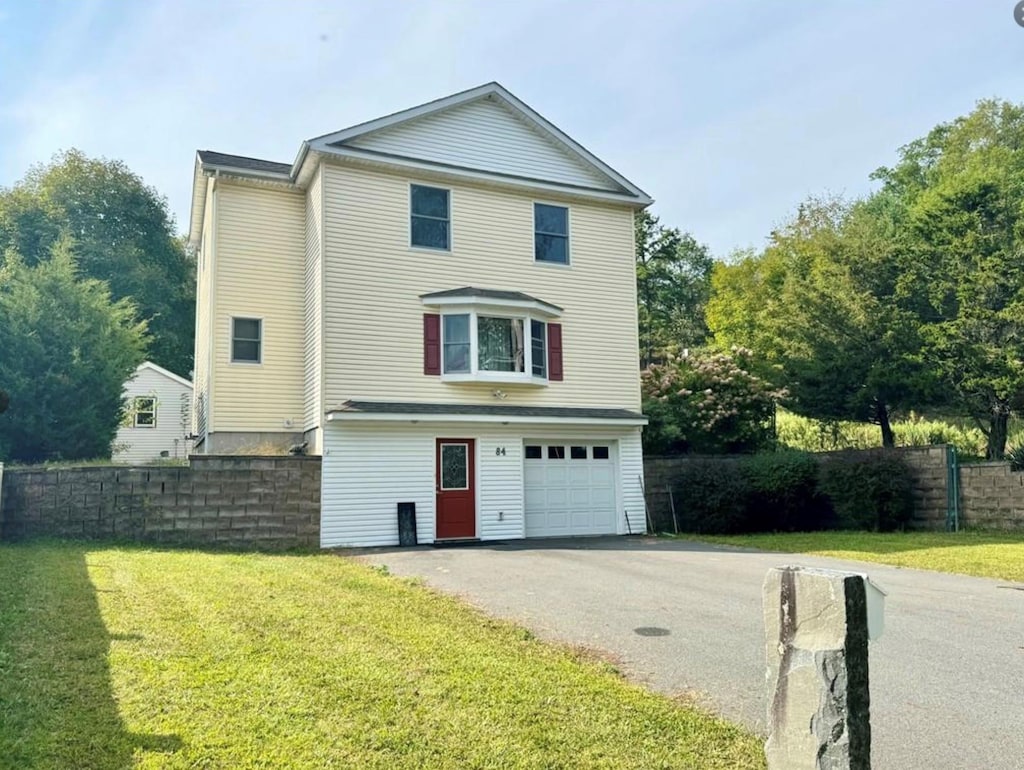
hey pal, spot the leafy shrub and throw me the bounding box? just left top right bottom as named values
left=740, top=451, right=829, bottom=531
left=642, top=347, right=785, bottom=455
left=819, top=452, right=915, bottom=532
left=1008, top=445, right=1024, bottom=472
left=669, top=459, right=751, bottom=534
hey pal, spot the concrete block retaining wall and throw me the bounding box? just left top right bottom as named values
left=0, top=456, right=321, bottom=549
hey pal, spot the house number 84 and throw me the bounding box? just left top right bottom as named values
left=495, top=447, right=506, bottom=456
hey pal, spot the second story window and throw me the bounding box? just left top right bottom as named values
left=231, top=317, right=262, bottom=363
left=411, top=184, right=450, bottom=250
left=534, top=203, right=569, bottom=264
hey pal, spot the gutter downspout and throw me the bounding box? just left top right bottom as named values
left=205, top=172, right=219, bottom=450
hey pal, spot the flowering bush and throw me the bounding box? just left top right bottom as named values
left=641, top=347, right=785, bottom=455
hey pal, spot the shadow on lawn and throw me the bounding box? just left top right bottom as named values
left=0, top=542, right=182, bottom=769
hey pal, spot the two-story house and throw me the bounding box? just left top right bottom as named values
left=188, top=83, right=652, bottom=547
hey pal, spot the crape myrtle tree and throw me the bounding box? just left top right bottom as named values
left=0, top=240, right=147, bottom=463
left=0, top=149, right=194, bottom=376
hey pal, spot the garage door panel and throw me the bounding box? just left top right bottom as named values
left=525, top=441, right=618, bottom=537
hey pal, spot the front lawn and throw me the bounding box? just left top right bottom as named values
left=694, top=531, right=1024, bottom=582
left=0, top=542, right=764, bottom=769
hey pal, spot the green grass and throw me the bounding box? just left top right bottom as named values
left=0, top=542, right=764, bottom=769
left=694, top=531, right=1024, bottom=583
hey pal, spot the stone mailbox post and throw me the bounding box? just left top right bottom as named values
left=763, top=567, right=885, bottom=770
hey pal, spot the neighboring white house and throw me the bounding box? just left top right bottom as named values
left=112, top=362, right=193, bottom=464
left=187, top=82, right=652, bottom=547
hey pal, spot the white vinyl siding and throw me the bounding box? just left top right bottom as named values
left=321, top=163, right=641, bottom=410
left=346, top=97, right=618, bottom=191
left=113, top=366, right=193, bottom=464
left=212, top=181, right=306, bottom=432
left=303, top=168, right=324, bottom=440
left=320, top=422, right=644, bottom=548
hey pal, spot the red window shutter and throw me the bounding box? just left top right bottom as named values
left=547, top=323, right=563, bottom=381
left=423, top=314, right=441, bottom=375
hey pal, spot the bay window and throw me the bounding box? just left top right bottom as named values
left=440, top=311, right=548, bottom=383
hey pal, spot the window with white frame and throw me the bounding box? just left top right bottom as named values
left=133, top=396, right=156, bottom=428
left=534, top=203, right=569, bottom=264
left=231, top=318, right=262, bottom=363
left=411, top=184, right=450, bottom=250
left=441, top=311, right=548, bottom=382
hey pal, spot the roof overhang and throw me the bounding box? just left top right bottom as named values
left=420, top=287, right=563, bottom=319
left=325, top=401, right=647, bottom=426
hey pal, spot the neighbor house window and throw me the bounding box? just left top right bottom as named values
left=443, top=314, right=471, bottom=373
left=534, top=203, right=569, bottom=264
left=411, top=184, right=450, bottom=250
left=231, top=318, right=262, bottom=363
left=133, top=397, right=156, bottom=428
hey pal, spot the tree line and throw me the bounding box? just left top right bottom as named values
left=639, top=99, right=1024, bottom=460
left=0, top=151, right=194, bottom=463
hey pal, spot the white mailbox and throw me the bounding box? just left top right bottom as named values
left=861, top=574, right=887, bottom=641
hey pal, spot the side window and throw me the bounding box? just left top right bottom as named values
left=133, top=397, right=156, bottom=428
left=411, top=184, right=450, bottom=250
left=530, top=320, right=546, bottom=378
left=534, top=203, right=569, bottom=264
left=443, top=314, right=471, bottom=373
left=231, top=318, right=262, bottom=363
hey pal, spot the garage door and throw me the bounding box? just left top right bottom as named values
left=524, top=442, right=617, bottom=537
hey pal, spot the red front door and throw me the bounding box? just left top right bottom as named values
left=436, top=438, right=476, bottom=539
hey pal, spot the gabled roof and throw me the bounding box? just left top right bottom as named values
left=190, top=82, right=652, bottom=244
left=301, top=82, right=651, bottom=205
left=420, top=286, right=563, bottom=315
left=196, top=150, right=291, bottom=176
left=133, top=361, right=193, bottom=390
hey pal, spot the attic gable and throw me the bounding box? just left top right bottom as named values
left=306, top=83, right=651, bottom=203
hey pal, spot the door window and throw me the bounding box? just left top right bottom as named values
left=440, top=444, right=469, bottom=489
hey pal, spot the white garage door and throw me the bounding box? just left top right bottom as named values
left=524, top=442, right=617, bottom=537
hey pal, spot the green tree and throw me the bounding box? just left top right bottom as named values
left=0, top=150, right=194, bottom=375
left=0, top=241, right=147, bottom=463
left=708, top=195, right=936, bottom=447
left=876, top=100, right=1024, bottom=458
left=635, top=210, right=713, bottom=366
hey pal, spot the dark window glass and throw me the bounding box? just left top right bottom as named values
left=525, top=445, right=542, bottom=459
left=531, top=319, right=546, bottom=377
left=443, top=314, right=470, bottom=373
left=478, top=316, right=524, bottom=372
left=231, top=318, right=261, bottom=363
left=547, top=446, right=566, bottom=459
left=570, top=446, right=587, bottom=459
left=534, top=203, right=569, bottom=264
left=411, top=185, right=450, bottom=249
left=592, top=446, right=610, bottom=460
left=440, top=444, right=468, bottom=489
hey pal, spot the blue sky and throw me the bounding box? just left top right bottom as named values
left=0, top=1, right=1021, bottom=257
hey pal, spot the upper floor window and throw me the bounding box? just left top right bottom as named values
left=133, top=396, right=156, bottom=428
left=438, top=311, right=549, bottom=384
left=231, top=317, right=262, bottom=363
left=411, top=184, right=450, bottom=250
left=534, top=203, right=569, bottom=264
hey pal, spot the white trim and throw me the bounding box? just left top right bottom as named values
left=305, top=83, right=652, bottom=204
left=326, top=412, right=647, bottom=426
left=136, top=361, right=193, bottom=390
left=310, top=146, right=649, bottom=207
left=408, top=181, right=452, bottom=253
left=422, top=295, right=562, bottom=319
left=132, top=395, right=158, bottom=429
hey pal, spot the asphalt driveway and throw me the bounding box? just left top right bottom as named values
left=364, top=536, right=1024, bottom=770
